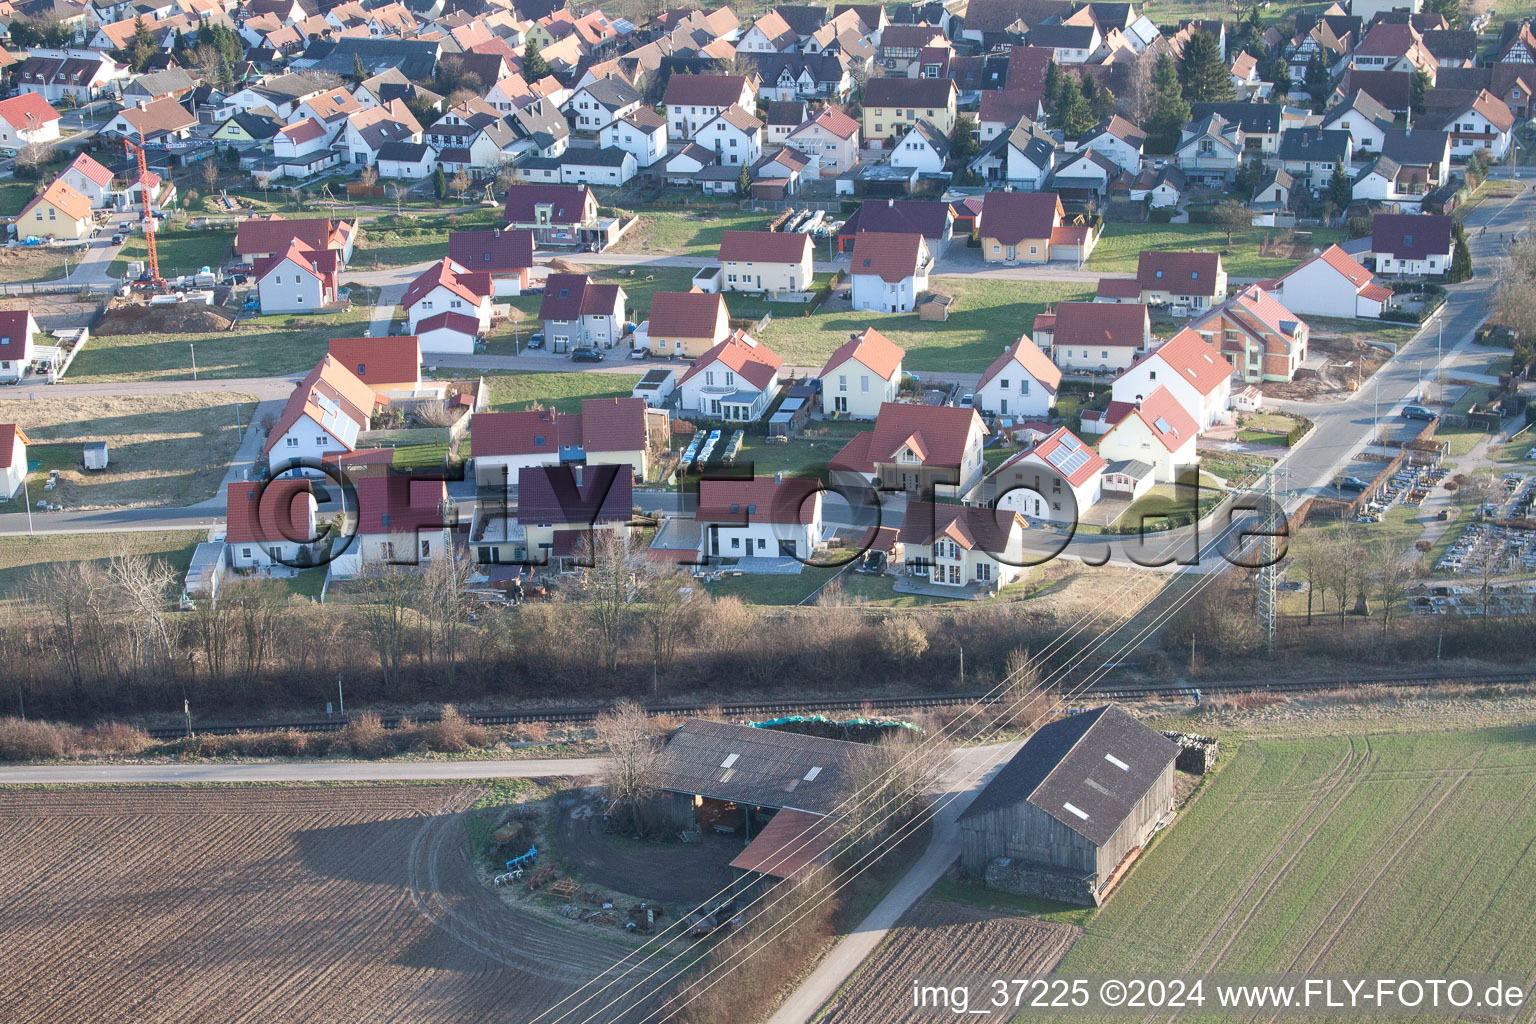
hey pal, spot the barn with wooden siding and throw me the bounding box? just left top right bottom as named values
left=957, top=706, right=1178, bottom=906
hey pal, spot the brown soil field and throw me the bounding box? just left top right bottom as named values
left=97, top=302, right=236, bottom=335
left=815, top=899, right=1082, bottom=1024
left=0, top=785, right=661, bottom=1023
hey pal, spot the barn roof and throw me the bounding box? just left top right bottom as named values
left=958, top=705, right=1178, bottom=846
left=652, top=719, right=864, bottom=817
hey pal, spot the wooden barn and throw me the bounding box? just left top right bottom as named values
left=957, top=706, right=1178, bottom=906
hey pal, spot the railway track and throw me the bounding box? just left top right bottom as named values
left=142, top=670, right=1536, bottom=740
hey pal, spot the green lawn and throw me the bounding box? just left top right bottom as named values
left=69, top=303, right=372, bottom=383
left=1490, top=437, right=1536, bottom=464
left=592, top=266, right=698, bottom=316
left=731, top=422, right=872, bottom=480
left=928, top=876, right=1095, bottom=928
left=1045, top=726, right=1536, bottom=1019
left=1436, top=426, right=1491, bottom=457
left=442, top=370, right=645, bottom=413
left=611, top=208, right=778, bottom=258
left=1197, top=450, right=1274, bottom=486
left=0, top=182, right=36, bottom=217
left=698, top=563, right=844, bottom=605
left=758, top=278, right=1092, bottom=372
left=352, top=207, right=505, bottom=269
left=0, top=530, right=203, bottom=602
left=108, top=226, right=235, bottom=280
left=1091, top=223, right=1348, bottom=279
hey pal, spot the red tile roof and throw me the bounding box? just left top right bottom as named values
left=818, top=327, right=904, bottom=381
left=327, top=336, right=420, bottom=387
left=22, top=179, right=91, bottom=223
left=697, top=476, right=822, bottom=525
left=64, top=152, right=113, bottom=188
left=1050, top=301, right=1148, bottom=349
left=0, top=424, right=28, bottom=469
left=447, top=227, right=534, bottom=274
left=648, top=290, right=728, bottom=339
left=1372, top=213, right=1453, bottom=261
left=279, top=117, right=326, bottom=143
left=718, top=229, right=812, bottom=264
left=1136, top=250, right=1223, bottom=297
left=355, top=475, right=449, bottom=536
left=663, top=73, right=749, bottom=107
left=1142, top=327, right=1233, bottom=397
left=0, top=311, right=34, bottom=362
left=1096, top=277, right=1142, bottom=299
left=117, top=96, right=197, bottom=137
left=402, top=258, right=489, bottom=310
left=679, top=331, right=782, bottom=390
left=794, top=106, right=858, bottom=139
left=580, top=396, right=647, bottom=453
left=898, top=500, right=1024, bottom=552
left=472, top=408, right=572, bottom=457
left=261, top=356, right=381, bottom=456
left=729, top=808, right=838, bottom=878
left=992, top=426, right=1106, bottom=488
left=1122, top=386, right=1198, bottom=453
left=0, top=92, right=60, bottom=132
left=849, top=231, right=927, bottom=283
left=976, top=335, right=1062, bottom=393
left=516, top=464, right=632, bottom=525
left=235, top=215, right=346, bottom=258
left=981, top=191, right=1062, bottom=244
left=417, top=310, right=481, bottom=336
left=539, top=272, right=625, bottom=320
left=833, top=402, right=985, bottom=471
left=225, top=479, right=315, bottom=544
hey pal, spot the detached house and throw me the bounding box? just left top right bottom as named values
left=974, top=335, right=1062, bottom=418
left=1112, top=327, right=1235, bottom=430
left=18, top=180, right=93, bottom=241
left=818, top=327, right=904, bottom=419
left=1098, top=386, right=1199, bottom=483
left=600, top=107, right=668, bottom=167
left=0, top=93, right=62, bottom=148
left=328, top=336, right=423, bottom=398
left=0, top=311, right=38, bottom=383
left=677, top=331, right=783, bottom=421
left=862, top=76, right=957, bottom=142
left=1269, top=244, right=1393, bottom=318
left=502, top=183, right=599, bottom=245
left=59, top=152, right=115, bottom=209
left=643, top=291, right=731, bottom=359
left=1190, top=285, right=1309, bottom=382
left=980, top=191, right=1096, bottom=265
left=850, top=231, right=931, bottom=313
left=263, top=356, right=383, bottom=471
left=1434, top=89, right=1516, bottom=159
left=1371, top=213, right=1455, bottom=277
left=718, top=230, right=813, bottom=295
left=1173, top=112, right=1244, bottom=185
left=0, top=424, right=29, bottom=501
left=225, top=479, right=319, bottom=570
left=1078, top=115, right=1145, bottom=174
left=103, top=96, right=197, bottom=143
left=697, top=104, right=764, bottom=166
left=984, top=427, right=1106, bottom=523
left=898, top=502, right=1028, bottom=591
left=663, top=73, right=756, bottom=136
left=568, top=76, right=642, bottom=132
left=1034, top=301, right=1151, bottom=374
left=538, top=273, right=628, bottom=352
left=235, top=215, right=353, bottom=265
left=347, top=475, right=453, bottom=571
left=831, top=402, right=988, bottom=497
left=695, top=476, right=824, bottom=562
left=447, top=228, right=534, bottom=296
left=470, top=399, right=651, bottom=487
left=1277, top=127, right=1352, bottom=190
left=254, top=241, right=340, bottom=314
left=402, top=258, right=492, bottom=334
left=1136, top=251, right=1227, bottom=312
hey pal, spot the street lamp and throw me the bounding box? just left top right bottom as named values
left=190, top=343, right=197, bottom=381
left=20, top=470, right=32, bottom=536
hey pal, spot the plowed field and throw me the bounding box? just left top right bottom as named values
left=816, top=899, right=1082, bottom=1023
left=0, top=786, right=659, bottom=1023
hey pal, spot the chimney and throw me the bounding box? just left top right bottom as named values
left=574, top=464, right=584, bottom=486
left=774, top=471, right=783, bottom=484
left=137, top=100, right=147, bottom=110
left=493, top=227, right=501, bottom=238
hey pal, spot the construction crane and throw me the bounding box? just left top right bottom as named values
left=122, top=127, right=164, bottom=289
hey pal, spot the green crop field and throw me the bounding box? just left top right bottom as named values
left=1040, top=726, right=1536, bottom=1022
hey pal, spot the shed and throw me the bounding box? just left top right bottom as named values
left=958, top=705, right=1178, bottom=905
left=183, top=541, right=227, bottom=602
left=632, top=368, right=676, bottom=408
left=768, top=395, right=811, bottom=439
left=917, top=292, right=953, bottom=321
left=83, top=441, right=108, bottom=470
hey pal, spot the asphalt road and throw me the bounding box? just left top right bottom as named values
left=0, top=756, right=610, bottom=785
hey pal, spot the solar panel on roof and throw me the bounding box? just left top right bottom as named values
left=1047, top=445, right=1091, bottom=477
left=1153, top=417, right=1172, bottom=433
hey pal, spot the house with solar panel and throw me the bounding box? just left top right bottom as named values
left=982, top=427, right=1106, bottom=525
left=957, top=705, right=1179, bottom=905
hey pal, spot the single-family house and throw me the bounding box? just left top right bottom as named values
left=663, top=73, right=756, bottom=136
left=327, top=335, right=422, bottom=397
left=1434, top=89, right=1516, bottom=159
left=1130, top=165, right=1188, bottom=209
left=1035, top=301, right=1151, bottom=374
left=838, top=198, right=955, bottom=255
left=599, top=107, right=668, bottom=167
left=502, top=183, right=600, bottom=245
left=263, top=356, right=383, bottom=470
left=1112, top=326, right=1234, bottom=430
left=470, top=397, right=651, bottom=488
left=677, top=331, right=783, bottom=421
left=974, top=335, right=1062, bottom=418
left=718, top=230, right=814, bottom=295
left=402, top=258, right=492, bottom=334
left=890, top=119, right=950, bottom=173
left=1173, top=113, right=1245, bottom=185
left=1276, top=127, right=1353, bottom=190
left=0, top=424, right=29, bottom=501
left=985, top=426, right=1106, bottom=523
left=1321, top=90, right=1394, bottom=153
left=224, top=479, right=319, bottom=570
left=1371, top=213, right=1455, bottom=277
left=1136, top=251, right=1227, bottom=312
left=1269, top=244, right=1393, bottom=318
left=553, top=146, right=639, bottom=186
left=472, top=463, right=632, bottom=568
left=695, top=476, right=824, bottom=562
left=0, top=311, right=38, bottom=383
left=850, top=231, right=931, bottom=313
left=697, top=104, right=764, bottom=166
left=447, top=228, right=534, bottom=296
left=819, top=327, right=905, bottom=419
left=1029, top=21, right=1101, bottom=62
left=644, top=291, right=732, bottom=359
left=18, top=180, right=93, bottom=241
left=568, top=76, right=642, bottom=132
left=1077, top=115, right=1145, bottom=174
left=1189, top=285, right=1309, bottom=382
left=59, top=152, right=115, bottom=209
left=979, top=191, right=1095, bottom=264
left=862, top=76, right=957, bottom=142
left=235, top=215, right=353, bottom=265
left=539, top=273, right=628, bottom=352
left=1097, top=385, right=1199, bottom=483
left=254, top=241, right=340, bottom=314
left=0, top=93, right=62, bottom=148
left=103, top=96, right=197, bottom=143
left=897, top=502, right=1028, bottom=590
left=969, top=121, right=1057, bottom=190
left=830, top=402, right=988, bottom=497
left=347, top=475, right=453, bottom=570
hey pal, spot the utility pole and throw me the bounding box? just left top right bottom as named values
left=21, top=471, right=32, bottom=536
left=1257, top=468, right=1285, bottom=657
left=958, top=646, right=964, bottom=689
left=190, top=343, right=198, bottom=381
left=184, top=698, right=192, bottom=738
left=337, top=675, right=345, bottom=717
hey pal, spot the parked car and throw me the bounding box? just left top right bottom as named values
left=1337, top=475, right=1370, bottom=492
left=111, top=233, right=124, bottom=245
left=526, top=333, right=545, bottom=350
left=1402, top=405, right=1436, bottom=421
left=958, top=393, right=974, bottom=408
left=571, top=347, right=605, bottom=363
left=628, top=347, right=647, bottom=360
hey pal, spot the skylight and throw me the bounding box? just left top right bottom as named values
left=1063, top=801, right=1089, bottom=820
left=804, top=766, right=822, bottom=781
left=720, top=753, right=740, bottom=768
left=1105, top=753, right=1130, bottom=770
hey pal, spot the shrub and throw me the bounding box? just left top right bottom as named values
left=0, top=717, right=78, bottom=761
left=421, top=704, right=490, bottom=753
left=81, top=721, right=153, bottom=755
left=344, top=712, right=393, bottom=757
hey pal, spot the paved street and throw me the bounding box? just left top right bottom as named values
left=0, top=756, right=610, bottom=785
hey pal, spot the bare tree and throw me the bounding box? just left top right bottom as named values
left=295, top=69, right=344, bottom=91
left=844, top=729, right=949, bottom=846
left=200, top=158, right=219, bottom=190
left=1294, top=538, right=1331, bottom=625
left=16, top=141, right=54, bottom=173
left=419, top=542, right=476, bottom=686
left=106, top=550, right=178, bottom=673
left=354, top=556, right=420, bottom=689
left=1119, top=49, right=1157, bottom=123
left=450, top=169, right=471, bottom=197
left=229, top=579, right=283, bottom=690
left=358, top=164, right=378, bottom=188
left=636, top=560, right=701, bottom=684
left=1211, top=200, right=1254, bottom=245
left=593, top=698, right=665, bottom=830
left=1371, top=538, right=1419, bottom=638
left=877, top=615, right=928, bottom=661
left=578, top=530, right=636, bottom=669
